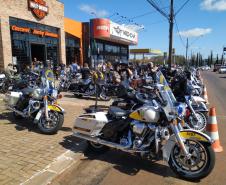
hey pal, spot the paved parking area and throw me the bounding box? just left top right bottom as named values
left=0, top=93, right=110, bottom=185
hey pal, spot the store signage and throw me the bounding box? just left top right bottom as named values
left=92, top=18, right=138, bottom=45
left=93, top=19, right=110, bottom=38
left=110, top=22, right=138, bottom=44
left=28, top=0, right=49, bottom=19
left=11, top=25, right=58, bottom=38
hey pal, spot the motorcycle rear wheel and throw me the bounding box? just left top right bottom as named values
left=86, top=141, right=109, bottom=153
left=168, top=140, right=215, bottom=180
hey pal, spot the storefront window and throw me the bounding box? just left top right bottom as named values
left=65, top=34, right=80, bottom=65
left=121, top=46, right=128, bottom=55
left=9, top=17, right=60, bottom=69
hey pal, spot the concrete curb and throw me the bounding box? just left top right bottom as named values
left=21, top=141, right=86, bottom=185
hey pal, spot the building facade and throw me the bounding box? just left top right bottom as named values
left=0, top=1, right=138, bottom=71
left=0, top=0, right=65, bottom=70
left=88, top=18, right=138, bottom=65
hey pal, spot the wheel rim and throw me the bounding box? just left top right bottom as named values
left=100, top=90, right=110, bottom=100
left=171, top=140, right=208, bottom=175
left=189, top=112, right=207, bottom=131
left=40, top=111, right=59, bottom=130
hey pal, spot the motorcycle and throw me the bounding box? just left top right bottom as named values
left=73, top=71, right=215, bottom=180
left=5, top=75, right=64, bottom=134
left=0, top=73, right=7, bottom=93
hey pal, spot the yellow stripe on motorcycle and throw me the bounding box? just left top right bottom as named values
left=48, top=105, right=61, bottom=112
left=160, top=75, right=164, bottom=84
left=179, top=131, right=209, bottom=142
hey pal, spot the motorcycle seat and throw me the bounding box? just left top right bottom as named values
left=108, top=106, right=127, bottom=118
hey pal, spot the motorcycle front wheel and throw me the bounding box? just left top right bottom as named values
left=99, top=89, right=111, bottom=101
left=38, top=110, right=64, bottom=135
left=187, top=112, right=207, bottom=131
left=168, top=140, right=215, bottom=180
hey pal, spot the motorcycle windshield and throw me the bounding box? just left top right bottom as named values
left=155, top=71, right=178, bottom=119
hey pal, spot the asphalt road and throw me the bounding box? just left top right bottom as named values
left=51, top=70, right=226, bottom=185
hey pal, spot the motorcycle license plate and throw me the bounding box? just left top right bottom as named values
left=8, top=86, right=13, bottom=90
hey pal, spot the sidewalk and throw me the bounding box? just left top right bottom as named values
left=0, top=93, right=109, bottom=185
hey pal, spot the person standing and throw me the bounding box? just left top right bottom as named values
left=70, top=61, right=79, bottom=74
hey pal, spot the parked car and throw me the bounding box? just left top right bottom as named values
left=219, top=66, right=226, bottom=74
left=213, top=64, right=222, bottom=72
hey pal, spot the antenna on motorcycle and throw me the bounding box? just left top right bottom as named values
left=94, top=42, right=99, bottom=111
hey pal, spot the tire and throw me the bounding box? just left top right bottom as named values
left=188, top=112, right=207, bottom=131
left=86, top=141, right=109, bottom=154
left=99, top=89, right=111, bottom=101
left=168, top=141, right=215, bottom=180
left=38, top=111, right=64, bottom=135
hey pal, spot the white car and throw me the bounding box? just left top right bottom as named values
left=219, top=66, right=226, bottom=74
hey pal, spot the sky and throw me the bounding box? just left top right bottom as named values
left=60, top=0, right=226, bottom=58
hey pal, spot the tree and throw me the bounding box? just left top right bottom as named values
left=210, top=51, right=213, bottom=66
left=215, top=54, right=219, bottom=64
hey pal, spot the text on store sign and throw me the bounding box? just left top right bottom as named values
left=11, top=25, right=58, bottom=38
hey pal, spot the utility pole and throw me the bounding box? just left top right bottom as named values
left=168, top=0, right=174, bottom=69
left=185, top=38, right=188, bottom=63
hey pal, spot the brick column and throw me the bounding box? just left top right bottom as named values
left=0, top=16, right=12, bottom=69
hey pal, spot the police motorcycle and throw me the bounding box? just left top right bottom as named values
left=58, top=71, right=75, bottom=92
left=73, top=71, right=215, bottom=180
left=110, top=76, right=207, bottom=131
left=5, top=70, right=64, bottom=134
left=170, top=70, right=208, bottom=131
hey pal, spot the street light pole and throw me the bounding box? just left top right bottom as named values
left=168, top=0, right=174, bottom=69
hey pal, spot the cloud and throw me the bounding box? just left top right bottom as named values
left=79, top=4, right=109, bottom=17
left=122, top=24, right=145, bottom=32
left=178, top=28, right=212, bottom=38
left=201, top=0, right=226, bottom=11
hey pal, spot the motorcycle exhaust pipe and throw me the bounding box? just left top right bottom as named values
left=7, top=107, right=26, bottom=117
left=73, top=132, right=134, bottom=153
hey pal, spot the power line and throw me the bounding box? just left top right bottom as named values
left=175, top=0, right=191, bottom=16
left=174, top=19, right=186, bottom=48
left=130, top=6, right=169, bottom=20
left=146, top=0, right=169, bottom=20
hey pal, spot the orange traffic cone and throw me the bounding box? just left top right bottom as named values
left=206, top=107, right=223, bottom=152
left=203, top=85, right=209, bottom=104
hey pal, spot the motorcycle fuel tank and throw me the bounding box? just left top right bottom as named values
left=129, top=106, right=160, bottom=123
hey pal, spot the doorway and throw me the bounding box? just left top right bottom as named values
left=30, top=43, right=46, bottom=65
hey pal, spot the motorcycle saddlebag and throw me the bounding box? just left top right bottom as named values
left=4, top=92, right=22, bottom=106
left=73, top=112, right=108, bottom=136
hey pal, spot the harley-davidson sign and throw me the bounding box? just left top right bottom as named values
left=28, top=0, right=49, bottom=19
left=91, top=18, right=138, bottom=45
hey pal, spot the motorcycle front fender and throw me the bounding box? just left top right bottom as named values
left=48, top=104, right=65, bottom=114
left=162, top=130, right=212, bottom=162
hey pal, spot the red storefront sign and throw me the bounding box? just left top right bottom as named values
left=93, top=19, right=110, bottom=38
left=28, top=0, right=49, bottom=19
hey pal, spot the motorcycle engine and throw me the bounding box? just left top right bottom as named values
left=132, top=120, right=149, bottom=149
left=29, top=100, right=40, bottom=112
